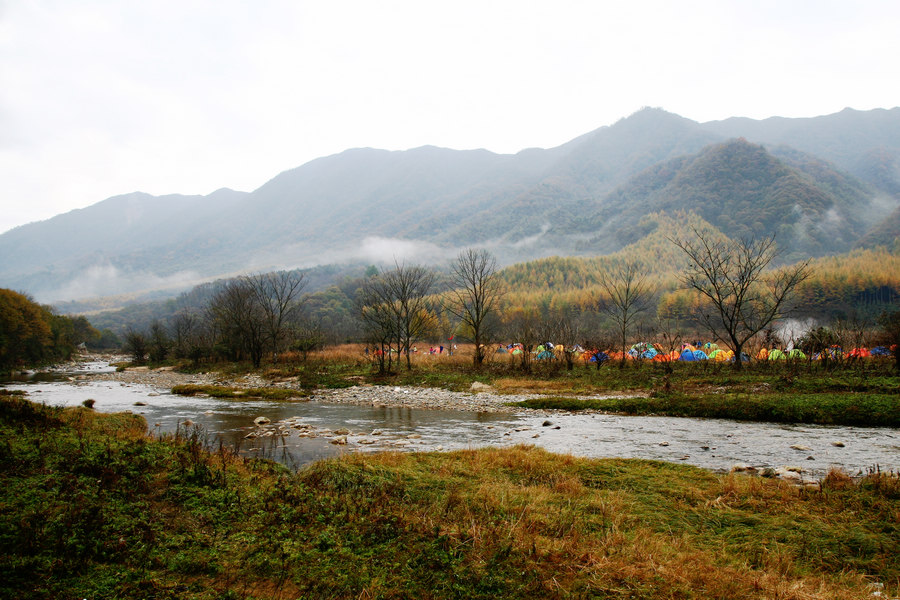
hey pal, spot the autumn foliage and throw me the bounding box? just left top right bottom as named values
left=0, top=288, right=97, bottom=371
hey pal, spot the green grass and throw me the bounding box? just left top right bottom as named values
left=170, top=384, right=305, bottom=400
left=1, top=394, right=898, bottom=599
left=512, top=391, right=900, bottom=427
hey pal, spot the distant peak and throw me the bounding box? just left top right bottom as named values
left=613, top=107, right=698, bottom=128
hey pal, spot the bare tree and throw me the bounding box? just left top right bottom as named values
left=356, top=263, right=436, bottom=371
left=596, top=259, right=654, bottom=368
left=208, top=279, right=266, bottom=368
left=357, top=273, right=399, bottom=374
left=244, top=271, right=307, bottom=361
left=670, top=230, right=811, bottom=371
left=171, top=309, right=212, bottom=365
left=383, top=263, right=437, bottom=370
left=123, top=328, right=147, bottom=365
left=148, top=320, right=170, bottom=363
left=445, top=248, right=504, bottom=367
left=356, top=288, right=396, bottom=373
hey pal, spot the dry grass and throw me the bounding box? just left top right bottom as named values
left=492, top=377, right=583, bottom=394
left=337, top=445, right=890, bottom=599
left=5, top=396, right=897, bottom=600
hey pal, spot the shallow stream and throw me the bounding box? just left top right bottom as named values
left=4, top=361, right=898, bottom=478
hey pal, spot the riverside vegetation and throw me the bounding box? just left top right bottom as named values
left=164, top=345, right=900, bottom=428
left=1, top=390, right=898, bottom=600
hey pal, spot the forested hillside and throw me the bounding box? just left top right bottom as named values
left=83, top=209, right=900, bottom=350
left=2, top=107, right=898, bottom=304
left=573, top=139, right=874, bottom=261
left=701, top=107, right=900, bottom=195
left=857, top=206, right=900, bottom=250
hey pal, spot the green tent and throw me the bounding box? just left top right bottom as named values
left=767, top=349, right=786, bottom=360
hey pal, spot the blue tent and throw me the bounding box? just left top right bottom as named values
left=692, top=350, right=709, bottom=360
left=871, top=346, right=891, bottom=356
left=679, top=349, right=698, bottom=361
left=536, top=350, right=555, bottom=360
left=590, top=352, right=610, bottom=363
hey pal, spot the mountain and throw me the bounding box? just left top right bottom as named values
left=856, top=205, right=900, bottom=250
left=573, top=138, right=875, bottom=262
left=1, top=107, right=898, bottom=304
left=700, top=107, right=900, bottom=196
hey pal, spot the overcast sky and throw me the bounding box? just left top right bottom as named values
left=1, top=0, right=898, bottom=234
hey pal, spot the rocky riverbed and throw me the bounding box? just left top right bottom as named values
left=21, top=356, right=894, bottom=484
left=90, top=362, right=641, bottom=414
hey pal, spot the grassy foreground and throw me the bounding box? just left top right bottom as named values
left=2, top=393, right=898, bottom=599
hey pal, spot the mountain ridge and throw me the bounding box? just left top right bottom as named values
left=3, top=107, right=899, bottom=303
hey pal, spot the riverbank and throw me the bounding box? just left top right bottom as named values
left=1, top=394, right=897, bottom=600
left=86, top=356, right=646, bottom=414
left=92, top=354, right=900, bottom=428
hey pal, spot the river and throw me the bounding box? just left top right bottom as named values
left=4, top=361, right=898, bottom=480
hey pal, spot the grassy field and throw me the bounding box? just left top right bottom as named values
left=1, top=393, right=898, bottom=599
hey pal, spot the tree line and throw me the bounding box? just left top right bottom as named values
left=117, top=230, right=886, bottom=374
left=123, top=271, right=317, bottom=368
left=0, top=289, right=101, bottom=372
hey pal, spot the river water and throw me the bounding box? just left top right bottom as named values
left=4, top=361, right=898, bottom=479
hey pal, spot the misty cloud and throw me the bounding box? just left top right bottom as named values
left=41, top=264, right=202, bottom=304
left=774, top=318, right=818, bottom=349
left=356, top=236, right=448, bottom=264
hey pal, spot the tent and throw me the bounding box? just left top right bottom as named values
left=767, top=349, right=786, bottom=360
left=787, top=349, right=807, bottom=360
left=589, top=352, right=610, bottom=363
left=680, top=349, right=708, bottom=361
left=757, top=348, right=769, bottom=360
left=536, top=350, right=554, bottom=360
left=870, top=346, right=891, bottom=356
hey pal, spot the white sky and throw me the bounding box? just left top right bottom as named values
left=1, top=0, right=898, bottom=234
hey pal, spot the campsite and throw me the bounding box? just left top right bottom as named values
left=2, top=342, right=899, bottom=599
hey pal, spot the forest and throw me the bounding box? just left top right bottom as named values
left=0, top=289, right=103, bottom=372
